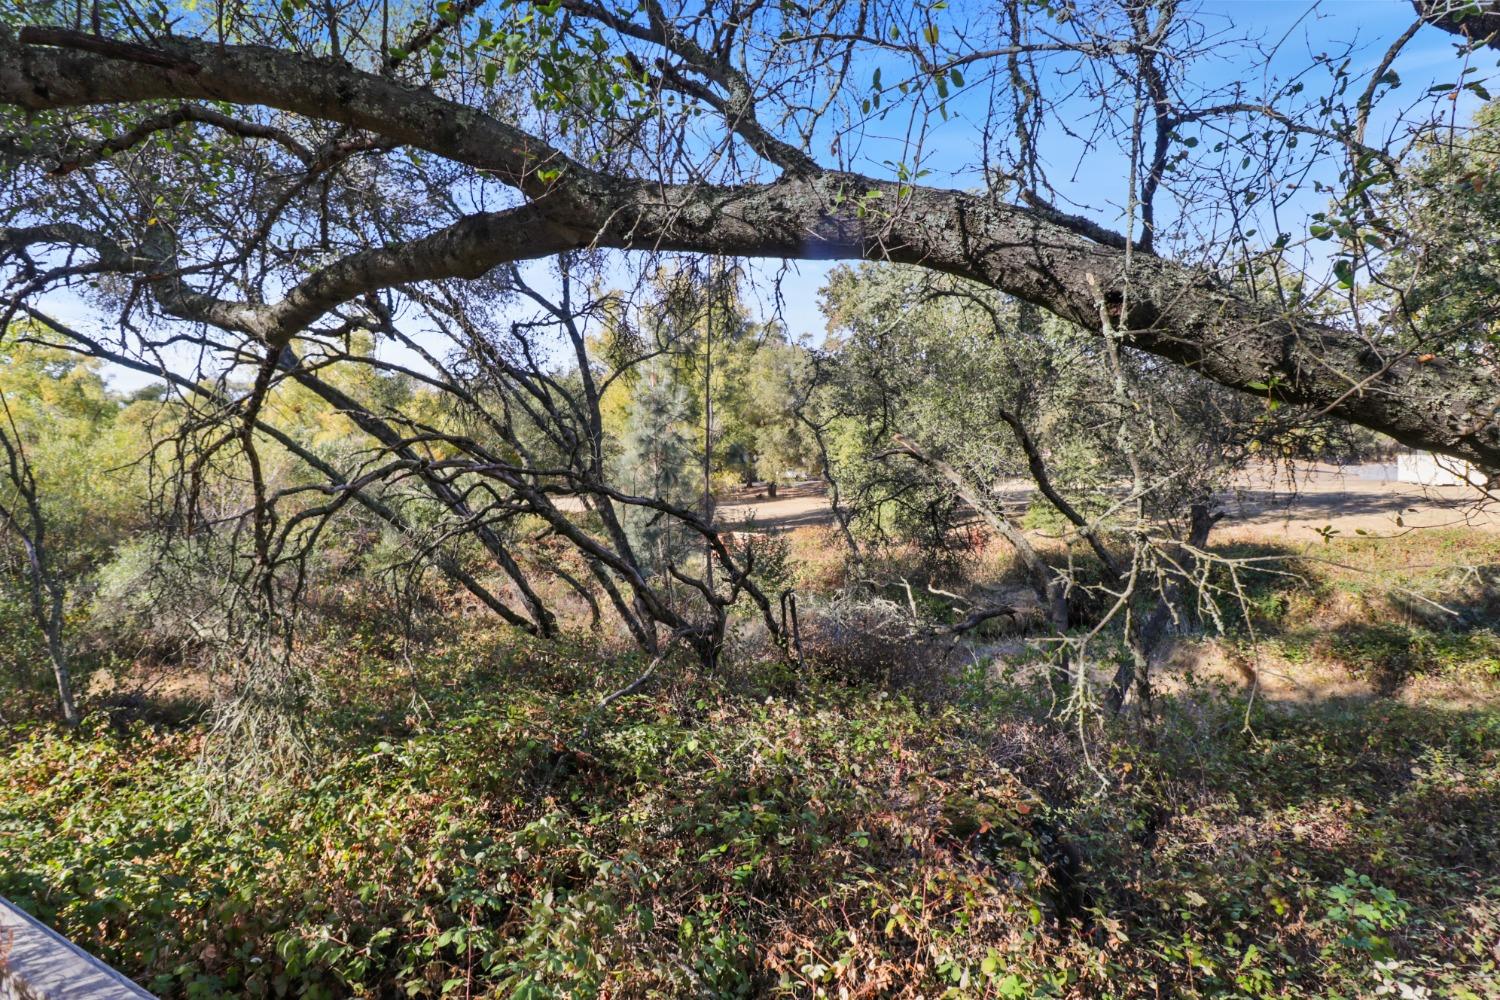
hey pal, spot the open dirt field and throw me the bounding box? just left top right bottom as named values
left=716, top=463, right=1500, bottom=540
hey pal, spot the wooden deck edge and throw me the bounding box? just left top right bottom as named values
left=0, top=897, right=155, bottom=1000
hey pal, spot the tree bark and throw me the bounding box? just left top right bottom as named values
left=1414, top=1, right=1500, bottom=49
left=1106, top=501, right=1221, bottom=714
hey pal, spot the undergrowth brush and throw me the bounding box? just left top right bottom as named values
left=3, top=628, right=1498, bottom=998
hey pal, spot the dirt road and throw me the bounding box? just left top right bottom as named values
left=715, top=465, right=1500, bottom=539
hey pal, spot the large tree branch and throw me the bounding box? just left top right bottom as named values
left=6, top=200, right=582, bottom=347
left=1414, top=1, right=1500, bottom=49
left=6, top=26, right=574, bottom=188
left=275, top=172, right=1500, bottom=471
left=5, top=26, right=1500, bottom=472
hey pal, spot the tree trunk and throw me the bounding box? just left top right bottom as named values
left=1107, top=501, right=1221, bottom=715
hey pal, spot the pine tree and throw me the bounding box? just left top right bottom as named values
left=616, top=357, right=697, bottom=572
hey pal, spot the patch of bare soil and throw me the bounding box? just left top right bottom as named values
left=1221, top=463, right=1499, bottom=540
left=87, top=660, right=219, bottom=720
left=716, top=468, right=1500, bottom=541
left=1153, top=637, right=1500, bottom=714
left=716, top=480, right=836, bottom=531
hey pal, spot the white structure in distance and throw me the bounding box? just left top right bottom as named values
left=1396, top=451, right=1477, bottom=487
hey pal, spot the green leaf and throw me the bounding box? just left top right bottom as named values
left=1333, top=257, right=1355, bottom=288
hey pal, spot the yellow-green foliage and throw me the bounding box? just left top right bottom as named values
left=0, top=339, right=143, bottom=563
